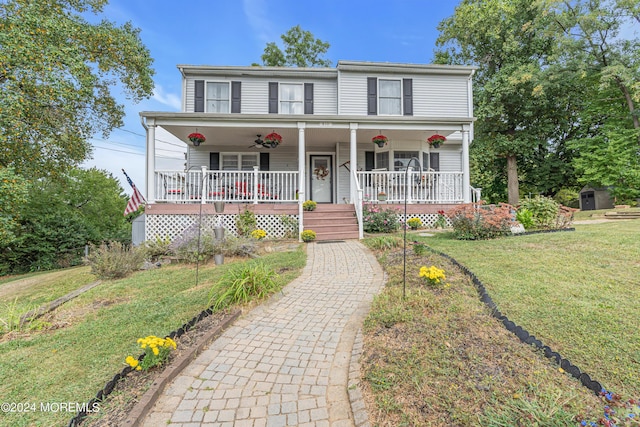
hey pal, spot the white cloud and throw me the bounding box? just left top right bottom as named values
left=243, top=0, right=274, bottom=44
left=152, top=84, right=181, bottom=110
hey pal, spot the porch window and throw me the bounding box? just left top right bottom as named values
left=206, top=82, right=230, bottom=113
left=379, top=79, right=402, bottom=115
left=375, top=151, right=389, bottom=170
left=393, top=151, right=420, bottom=171
left=280, top=83, right=303, bottom=114
left=221, top=153, right=258, bottom=170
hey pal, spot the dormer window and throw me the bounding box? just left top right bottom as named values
left=206, top=82, right=230, bottom=113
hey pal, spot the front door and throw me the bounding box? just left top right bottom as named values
left=310, top=155, right=333, bottom=203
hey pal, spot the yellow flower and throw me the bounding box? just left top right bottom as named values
left=152, top=347, right=159, bottom=356
left=125, top=356, right=139, bottom=368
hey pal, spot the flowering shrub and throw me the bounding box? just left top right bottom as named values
left=419, top=265, right=449, bottom=287
left=250, top=229, right=266, bottom=240
left=300, top=230, right=316, bottom=242
left=577, top=389, right=640, bottom=426
left=449, top=202, right=515, bottom=240
left=125, top=335, right=177, bottom=371
left=406, top=217, right=422, bottom=230
left=363, top=204, right=400, bottom=233
left=433, top=210, right=448, bottom=229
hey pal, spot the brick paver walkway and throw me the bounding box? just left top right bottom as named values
left=142, top=240, right=384, bottom=427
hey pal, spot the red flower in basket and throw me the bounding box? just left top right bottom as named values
left=427, top=134, right=446, bottom=147
left=372, top=135, right=388, bottom=147
left=188, top=132, right=205, bottom=146
left=264, top=132, right=283, bottom=148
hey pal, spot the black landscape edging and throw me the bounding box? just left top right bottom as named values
left=423, top=243, right=607, bottom=397
left=67, top=306, right=219, bottom=427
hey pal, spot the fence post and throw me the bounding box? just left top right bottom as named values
left=84, top=244, right=89, bottom=258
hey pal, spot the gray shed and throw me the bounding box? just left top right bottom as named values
left=132, top=214, right=145, bottom=246
left=579, top=186, right=614, bottom=211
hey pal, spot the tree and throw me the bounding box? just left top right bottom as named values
left=0, top=167, right=131, bottom=274
left=259, top=25, right=331, bottom=67
left=0, top=166, right=29, bottom=246
left=0, top=0, right=154, bottom=178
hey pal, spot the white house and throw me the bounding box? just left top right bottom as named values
left=140, top=60, right=478, bottom=241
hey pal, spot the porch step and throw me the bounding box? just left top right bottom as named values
left=304, top=204, right=359, bottom=241
left=604, top=211, right=640, bottom=219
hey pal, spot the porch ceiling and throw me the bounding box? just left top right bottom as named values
left=159, top=124, right=460, bottom=149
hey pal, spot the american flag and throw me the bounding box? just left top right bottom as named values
left=123, top=169, right=146, bottom=216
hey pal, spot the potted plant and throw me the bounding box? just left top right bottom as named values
left=372, top=134, right=388, bottom=148
left=377, top=191, right=387, bottom=202
left=264, top=132, right=283, bottom=148
left=427, top=134, right=446, bottom=148
left=300, top=230, right=316, bottom=242
left=188, top=132, right=205, bottom=146
left=406, top=217, right=422, bottom=230
left=302, top=200, right=317, bottom=211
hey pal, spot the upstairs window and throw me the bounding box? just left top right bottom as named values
left=206, top=82, right=230, bottom=113
left=280, top=83, right=303, bottom=114
left=379, top=79, right=402, bottom=115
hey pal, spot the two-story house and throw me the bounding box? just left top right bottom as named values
left=140, top=60, right=478, bottom=241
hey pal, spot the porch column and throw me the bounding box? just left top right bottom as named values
left=462, top=126, right=471, bottom=203
left=145, top=122, right=156, bottom=202
left=349, top=123, right=358, bottom=203
left=298, top=122, right=306, bottom=241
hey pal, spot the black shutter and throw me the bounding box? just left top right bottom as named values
left=422, top=152, right=429, bottom=171
left=259, top=152, right=270, bottom=171
left=194, top=80, right=204, bottom=112
left=268, top=82, right=278, bottom=113
left=304, top=83, right=314, bottom=114
left=403, top=78, right=413, bottom=116
left=365, top=151, right=375, bottom=171
left=429, top=153, right=440, bottom=171
left=231, top=81, right=241, bottom=113
left=209, top=152, right=220, bottom=170
left=367, top=77, right=377, bottom=115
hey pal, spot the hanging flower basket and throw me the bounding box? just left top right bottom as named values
left=264, top=132, right=283, bottom=148
left=188, top=132, right=205, bottom=146
left=372, top=135, right=388, bottom=148
left=427, top=134, right=446, bottom=148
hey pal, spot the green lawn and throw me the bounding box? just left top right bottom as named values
left=0, top=250, right=306, bottom=427
left=413, top=220, right=640, bottom=397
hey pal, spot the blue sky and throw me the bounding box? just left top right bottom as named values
left=83, top=0, right=461, bottom=193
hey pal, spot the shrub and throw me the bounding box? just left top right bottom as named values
left=300, top=230, right=316, bottom=242
left=223, top=236, right=258, bottom=257
left=279, top=215, right=299, bottom=239
left=142, top=236, right=172, bottom=261
left=302, top=200, right=317, bottom=211
left=406, top=217, right=422, bottom=230
left=519, top=196, right=560, bottom=229
left=515, top=208, right=534, bottom=230
left=169, top=224, right=216, bottom=263
left=554, top=188, right=579, bottom=209
left=236, top=208, right=257, bottom=236
left=208, top=262, right=279, bottom=310
left=86, top=241, right=145, bottom=279
left=413, top=242, right=427, bottom=256
left=364, top=236, right=403, bottom=250
left=419, top=265, right=449, bottom=288
left=449, top=202, right=515, bottom=240
left=363, top=204, right=400, bottom=233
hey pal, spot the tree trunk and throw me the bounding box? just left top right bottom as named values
left=507, top=154, right=519, bottom=205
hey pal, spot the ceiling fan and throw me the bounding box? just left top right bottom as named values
left=248, top=134, right=264, bottom=149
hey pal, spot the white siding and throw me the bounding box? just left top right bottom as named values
left=183, top=76, right=336, bottom=115
left=413, top=75, right=469, bottom=117
left=338, top=71, right=470, bottom=117
left=436, top=146, right=463, bottom=172
left=187, top=147, right=298, bottom=171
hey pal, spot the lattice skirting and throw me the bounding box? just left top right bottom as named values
left=145, top=214, right=299, bottom=242
left=400, top=213, right=452, bottom=228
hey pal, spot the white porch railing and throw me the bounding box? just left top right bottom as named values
left=154, top=168, right=298, bottom=203
left=357, top=171, right=464, bottom=203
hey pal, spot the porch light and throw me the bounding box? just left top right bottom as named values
left=188, top=132, right=205, bottom=146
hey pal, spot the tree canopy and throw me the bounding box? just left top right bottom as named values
left=0, top=0, right=155, bottom=177
left=259, top=25, right=331, bottom=67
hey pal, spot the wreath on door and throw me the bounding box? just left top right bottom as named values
left=313, top=165, right=329, bottom=180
